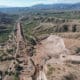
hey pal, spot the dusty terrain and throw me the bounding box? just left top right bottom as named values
left=1, top=20, right=80, bottom=80
left=0, top=13, right=80, bottom=80
left=32, top=35, right=80, bottom=80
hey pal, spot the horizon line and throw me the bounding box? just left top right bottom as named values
left=0, top=2, right=79, bottom=8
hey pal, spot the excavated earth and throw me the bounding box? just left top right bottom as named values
left=32, top=35, right=80, bottom=80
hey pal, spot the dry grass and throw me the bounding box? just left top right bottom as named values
left=63, top=38, right=80, bottom=55
left=54, top=32, right=80, bottom=39
left=64, top=38, right=80, bottom=48
left=0, top=61, right=11, bottom=71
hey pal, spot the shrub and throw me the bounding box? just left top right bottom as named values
left=14, top=71, right=19, bottom=80
left=72, top=25, right=77, bottom=32
left=47, top=66, right=55, bottom=76
left=62, top=73, right=77, bottom=80
left=76, top=47, right=80, bottom=54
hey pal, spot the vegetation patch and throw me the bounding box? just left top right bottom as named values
left=47, top=65, right=55, bottom=76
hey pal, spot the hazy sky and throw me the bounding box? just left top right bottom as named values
left=0, top=0, right=80, bottom=7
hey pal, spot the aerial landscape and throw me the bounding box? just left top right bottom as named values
left=0, top=0, right=80, bottom=80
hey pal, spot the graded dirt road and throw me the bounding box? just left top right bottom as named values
left=3, top=21, right=26, bottom=80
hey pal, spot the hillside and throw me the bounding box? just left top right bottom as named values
left=19, top=11, right=80, bottom=80
left=0, top=12, right=18, bottom=43
left=0, top=4, right=80, bottom=80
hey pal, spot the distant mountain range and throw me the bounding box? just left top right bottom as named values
left=31, top=3, right=80, bottom=10
left=0, top=3, right=80, bottom=14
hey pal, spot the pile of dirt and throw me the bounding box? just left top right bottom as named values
left=32, top=35, right=68, bottom=65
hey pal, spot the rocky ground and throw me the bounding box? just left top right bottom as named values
left=0, top=16, right=80, bottom=80
left=32, top=35, right=80, bottom=80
